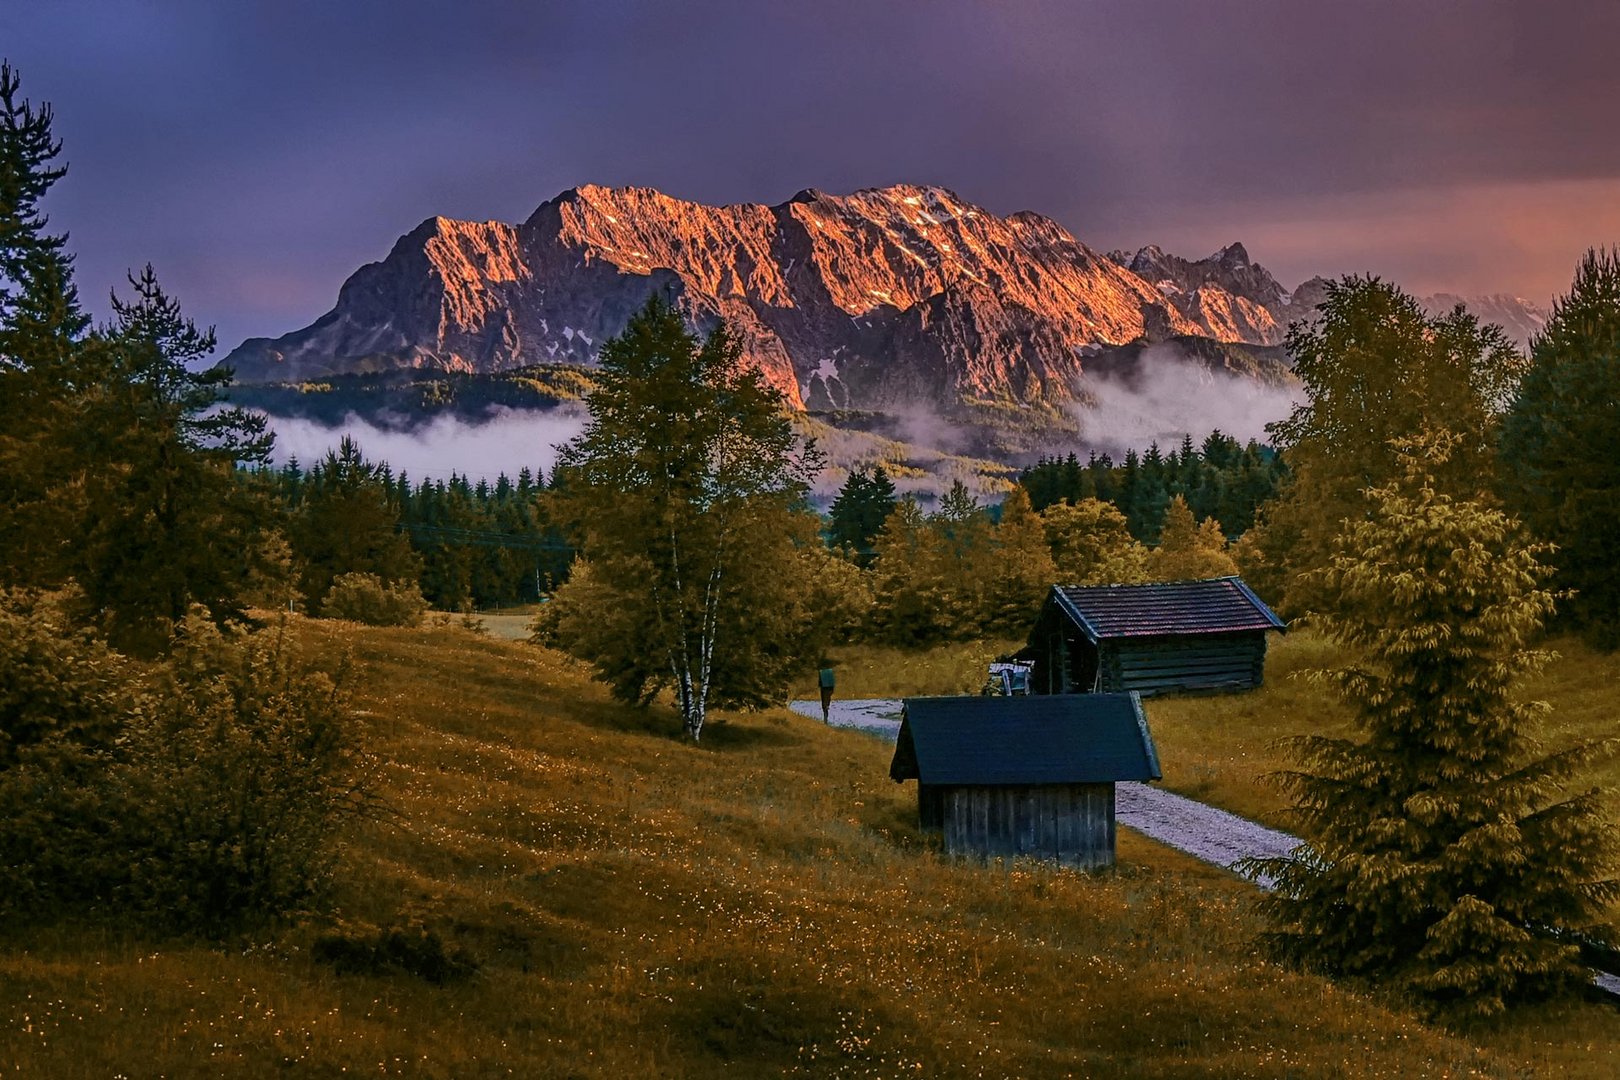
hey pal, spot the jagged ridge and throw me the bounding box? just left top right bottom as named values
left=222, top=184, right=1550, bottom=410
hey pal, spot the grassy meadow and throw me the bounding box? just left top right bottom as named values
left=1143, top=629, right=1620, bottom=831
left=2, top=619, right=1617, bottom=1076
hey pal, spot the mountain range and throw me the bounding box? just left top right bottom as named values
left=220, top=184, right=1549, bottom=416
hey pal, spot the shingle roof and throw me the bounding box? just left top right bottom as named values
left=889, top=694, right=1161, bottom=785
left=1052, top=576, right=1285, bottom=642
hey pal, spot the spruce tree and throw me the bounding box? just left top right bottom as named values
left=1499, top=248, right=1620, bottom=648
left=291, top=437, right=421, bottom=609
left=1250, top=433, right=1617, bottom=1018
left=826, top=464, right=897, bottom=562
left=0, top=62, right=90, bottom=585
left=1265, top=276, right=1523, bottom=615
left=1147, top=495, right=1238, bottom=582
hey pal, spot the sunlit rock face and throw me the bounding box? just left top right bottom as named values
left=222, top=184, right=1213, bottom=409
left=220, top=184, right=1549, bottom=408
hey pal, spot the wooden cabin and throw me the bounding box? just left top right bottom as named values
left=888, top=694, right=1161, bottom=868
left=1023, top=577, right=1285, bottom=697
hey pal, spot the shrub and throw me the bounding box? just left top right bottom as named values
left=111, top=615, right=370, bottom=932
left=321, top=572, right=427, bottom=627
left=0, top=602, right=369, bottom=934
left=312, top=916, right=477, bottom=984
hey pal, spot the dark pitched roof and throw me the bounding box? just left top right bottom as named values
left=889, top=694, right=1161, bottom=785
left=1051, top=576, right=1285, bottom=642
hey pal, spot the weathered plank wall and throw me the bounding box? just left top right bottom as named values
left=1100, top=632, right=1266, bottom=695
left=942, top=783, right=1116, bottom=868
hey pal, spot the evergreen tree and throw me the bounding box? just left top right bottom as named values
left=0, top=62, right=90, bottom=585
left=291, top=437, right=420, bottom=610
left=1265, top=276, right=1523, bottom=615
left=1248, top=434, right=1617, bottom=1018
left=1499, top=248, right=1620, bottom=648
left=826, top=464, right=897, bottom=562
left=1147, top=495, right=1238, bottom=582
left=70, top=268, right=280, bottom=651
left=551, top=297, right=818, bottom=740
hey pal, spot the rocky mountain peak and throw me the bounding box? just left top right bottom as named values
left=217, top=183, right=1551, bottom=411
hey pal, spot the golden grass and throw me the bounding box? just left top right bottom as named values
left=1144, top=629, right=1620, bottom=830
left=802, top=638, right=1024, bottom=701
left=0, top=620, right=1613, bottom=1076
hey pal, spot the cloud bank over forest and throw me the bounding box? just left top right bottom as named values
left=266, top=407, right=587, bottom=483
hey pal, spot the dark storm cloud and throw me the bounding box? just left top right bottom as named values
left=10, top=0, right=1620, bottom=356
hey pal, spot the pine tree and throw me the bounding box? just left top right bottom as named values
left=1147, top=495, right=1238, bottom=582
left=1264, top=276, right=1523, bottom=615
left=1499, top=248, right=1620, bottom=649
left=1248, top=433, right=1617, bottom=1018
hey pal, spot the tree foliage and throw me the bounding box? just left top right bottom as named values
left=286, top=437, right=422, bottom=610
left=0, top=61, right=90, bottom=584
left=827, top=464, right=898, bottom=563
left=1249, top=435, right=1617, bottom=1018
left=1147, top=495, right=1238, bottom=582
left=1041, top=498, right=1148, bottom=586
left=1263, top=276, right=1524, bottom=615
left=551, top=297, right=818, bottom=739
left=1, top=66, right=281, bottom=652
left=1499, top=248, right=1620, bottom=649
left=0, top=597, right=366, bottom=932
left=71, top=268, right=277, bottom=651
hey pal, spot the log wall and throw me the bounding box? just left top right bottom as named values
left=1100, top=632, right=1266, bottom=696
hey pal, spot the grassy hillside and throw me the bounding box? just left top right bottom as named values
left=1144, top=629, right=1620, bottom=831
left=1, top=620, right=1614, bottom=1076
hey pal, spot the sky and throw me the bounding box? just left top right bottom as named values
left=10, top=0, right=1620, bottom=361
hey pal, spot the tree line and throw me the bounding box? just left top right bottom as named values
left=1016, top=431, right=1286, bottom=543
left=251, top=447, right=569, bottom=613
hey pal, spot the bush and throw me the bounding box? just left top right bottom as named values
left=112, top=616, right=370, bottom=932
left=313, top=916, right=477, bottom=984
left=0, top=602, right=369, bottom=934
left=321, top=572, right=427, bottom=627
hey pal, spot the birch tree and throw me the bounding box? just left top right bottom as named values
left=552, top=298, right=816, bottom=740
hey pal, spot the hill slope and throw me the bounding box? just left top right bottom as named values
left=3, top=618, right=1612, bottom=1075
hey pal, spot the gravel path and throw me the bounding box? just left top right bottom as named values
left=1113, top=782, right=1298, bottom=888
left=787, top=698, right=904, bottom=738
left=793, top=697, right=1299, bottom=883
left=792, top=697, right=1620, bottom=996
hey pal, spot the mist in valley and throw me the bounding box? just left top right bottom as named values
left=1076, top=348, right=1303, bottom=456
left=265, top=406, right=588, bottom=483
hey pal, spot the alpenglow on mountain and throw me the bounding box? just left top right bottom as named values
left=220, top=184, right=1548, bottom=410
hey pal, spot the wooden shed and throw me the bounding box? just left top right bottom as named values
left=888, top=694, right=1161, bottom=868
left=1023, top=577, right=1285, bottom=697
